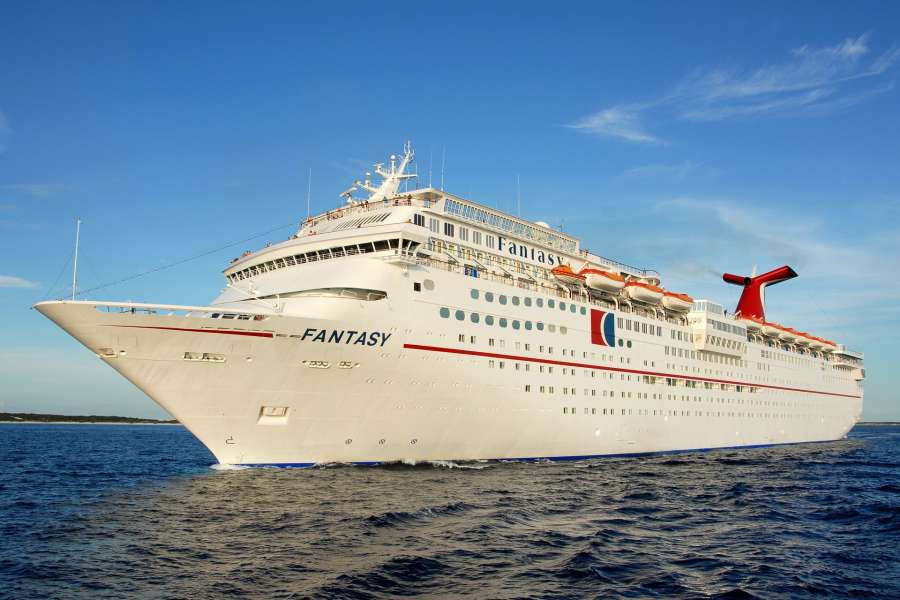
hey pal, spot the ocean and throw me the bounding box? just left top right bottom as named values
left=1, top=423, right=898, bottom=599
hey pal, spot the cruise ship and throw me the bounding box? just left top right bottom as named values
left=35, top=144, right=865, bottom=466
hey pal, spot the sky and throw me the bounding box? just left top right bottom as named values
left=1, top=1, right=898, bottom=420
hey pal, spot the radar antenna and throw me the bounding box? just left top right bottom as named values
left=340, top=142, right=416, bottom=204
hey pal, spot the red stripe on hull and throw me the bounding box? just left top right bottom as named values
left=402, top=343, right=861, bottom=399
left=106, top=325, right=274, bottom=338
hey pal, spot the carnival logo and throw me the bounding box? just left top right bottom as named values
left=590, top=309, right=615, bottom=347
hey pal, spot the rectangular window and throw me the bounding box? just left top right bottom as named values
left=413, top=213, right=426, bottom=227
left=429, top=218, right=440, bottom=233
left=459, top=227, right=469, bottom=242
left=473, top=231, right=482, bottom=245
left=444, top=222, right=455, bottom=237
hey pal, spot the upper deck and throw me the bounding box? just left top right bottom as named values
left=219, top=142, right=860, bottom=368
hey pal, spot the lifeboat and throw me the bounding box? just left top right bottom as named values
left=761, top=322, right=781, bottom=337
left=551, top=264, right=585, bottom=287
left=740, top=316, right=764, bottom=333
left=580, top=267, right=625, bottom=292
left=822, top=339, right=837, bottom=353
left=661, top=291, right=693, bottom=312
left=778, top=327, right=797, bottom=342
left=808, top=336, right=825, bottom=350
left=624, top=281, right=664, bottom=304
left=795, top=332, right=811, bottom=346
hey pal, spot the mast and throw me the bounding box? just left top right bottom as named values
left=306, top=168, right=312, bottom=221
left=71, top=218, right=81, bottom=300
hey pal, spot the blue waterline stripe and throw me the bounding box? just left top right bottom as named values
left=235, top=438, right=838, bottom=469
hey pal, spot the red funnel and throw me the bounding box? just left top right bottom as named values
left=722, top=265, right=797, bottom=321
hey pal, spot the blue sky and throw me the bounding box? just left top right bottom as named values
left=1, top=1, right=898, bottom=419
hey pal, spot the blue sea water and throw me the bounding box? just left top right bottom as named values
left=1, top=424, right=898, bottom=599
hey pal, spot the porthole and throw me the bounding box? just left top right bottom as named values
left=548, top=299, right=555, bottom=308
left=470, top=289, right=479, bottom=300
left=524, top=297, right=532, bottom=307
left=560, top=326, right=567, bottom=334
left=485, top=292, right=494, bottom=302
left=537, top=298, right=544, bottom=307
left=627, top=340, right=633, bottom=348
left=512, top=296, right=520, bottom=306
left=525, top=321, right=533, bottom=330
left=512, top=320, right=521, bottom=330
left=440, top=307, right=450, bottom=318
left=470, top=313, right=479, bottom=323
left=570, top=304, right=577, bottom=313
left=499, top=318, right=508, bottom=328
left=499, top=295, right=507, bottom=305
left=424, top=279, right=435, bottom=291
left=580, top=306, right=587, bottom=315
left=548, top=324, right=556, bottom=332
left=560, top=302, right=566, bottom=311
left=455, top=310, right=465, bottom=321
left=486, top=315, right=495, bottom=326
left=537, top=322, right=545, bottom=331
left=618, top=339, right=624, bottom=347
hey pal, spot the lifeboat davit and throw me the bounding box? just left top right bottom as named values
left=822, top=339, right=837, bottom=352
left=661, top=291, right=693, bottom=312
left=624, top=281, right=664, bottom=304
left=580, top=268, right=625, bottom=292
left=795, top=332, right=811, bottom=346
left=551, top=264, right=585, bottom=287
left=808, top=336, right=825, bottom=350
left=761, top=322, right=781, bottom=337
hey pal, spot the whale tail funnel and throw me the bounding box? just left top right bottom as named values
left=722, top=265, right=797, bottom=321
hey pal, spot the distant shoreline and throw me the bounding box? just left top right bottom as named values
left=0, top=412, right=178, bottom=425
left=2, top=421, right=182, bottom=426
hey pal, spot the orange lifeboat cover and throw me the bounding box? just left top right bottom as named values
left=663, top=291, right=693, bottom=303
left=579, top=267, right=625, bottom=282
left=625, top=281, right=664, bottom=293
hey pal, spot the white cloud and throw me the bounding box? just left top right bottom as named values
left=0, top=275, right=39, bottom=289
left=567, top=106, right=663, bottom=144
left=0, top=183, right=72, bottom=197
left=571, top=34, right=899, bottom=142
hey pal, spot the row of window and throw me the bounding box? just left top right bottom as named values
left=440, top=307, right=568, bottom=334
left=228, top=238, right=419, bottom=283
left=443, top=198, right=579, bottom=253
left=480, top=348, right=765, bottom=394
left=471, top=288, right=590, bottom=314
left=561, top=407, right=830, bottom=419
left=619, top=317, right=663, bottom=337
left=708, top=318, right=747, bottom=337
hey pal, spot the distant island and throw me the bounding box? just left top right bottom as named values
left=0, top=412, right=179, bottom=425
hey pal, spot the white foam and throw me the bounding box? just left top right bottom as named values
left=210, top=463, right=251, bottom=471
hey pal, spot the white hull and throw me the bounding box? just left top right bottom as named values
left=36, top=257, right=862, bottom=466
left=37, top=144, right=863, bottom=466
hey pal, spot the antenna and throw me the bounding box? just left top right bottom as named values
left=306, top=168, right=312, bottom=220
left=429, top=147, right=433, bottom=188
left=440, top=146, right=445, bottom=192
left=71, top=218, right=81, bottom=300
